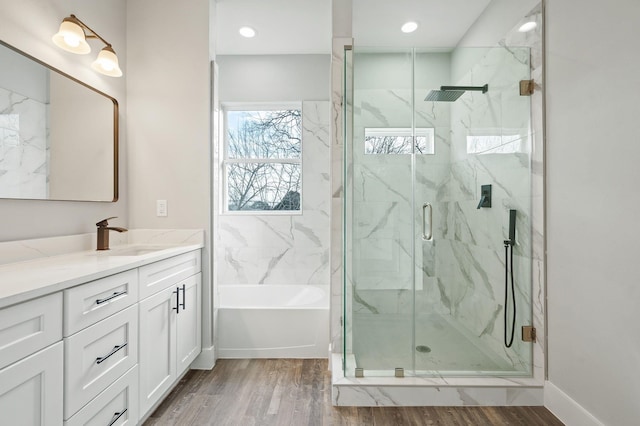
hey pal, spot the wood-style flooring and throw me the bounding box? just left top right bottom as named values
left=144, top=359, right=564, bottom=426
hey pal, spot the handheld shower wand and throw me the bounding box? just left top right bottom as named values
left=504, top=209, right=517, bottom=348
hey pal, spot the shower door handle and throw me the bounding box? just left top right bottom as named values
left=422, top=203, right=433, bottom=241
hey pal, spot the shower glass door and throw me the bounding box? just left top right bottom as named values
left=344, top=46, right=534, bottom=378
left=345, top=48, right=416, bottom=374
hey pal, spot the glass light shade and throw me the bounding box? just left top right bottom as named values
left=91, top=47, right=123, bottom=77
left=52, top=20, right=91, bottom=54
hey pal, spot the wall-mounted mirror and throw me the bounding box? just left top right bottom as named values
left=0, top=40, right=118, bottom=202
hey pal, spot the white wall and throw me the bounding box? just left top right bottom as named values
left=49, top=73, right=114, bottom=201
left=546, top=0, right=640, bottom=424
left=216, top=55, right=330, bottom=102
left=126, top=0, right=214, bottom=360
left=0, top=0, right=127, bottom=241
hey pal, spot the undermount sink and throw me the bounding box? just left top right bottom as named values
left=98, top=245, right=172, bottom=256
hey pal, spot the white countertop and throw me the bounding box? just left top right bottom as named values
left=0, top=243, right=202, bottom=309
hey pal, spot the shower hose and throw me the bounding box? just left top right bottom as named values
left=504, top=240, right=516, bottom=348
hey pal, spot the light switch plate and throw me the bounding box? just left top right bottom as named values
left=156, top=199, right=167, bottom=217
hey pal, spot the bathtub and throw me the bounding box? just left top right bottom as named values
left=217, top=285, right=329, bottom=358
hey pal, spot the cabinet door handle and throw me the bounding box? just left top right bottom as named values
left=96, top=343, right=127, bottom=364
left=108, top=408, right=127, bottom=426
left=173, top=287, right=180, bottom=314
left=180, top=284, right=186, bottom=310
left=96, top=290, right=127, bottom=305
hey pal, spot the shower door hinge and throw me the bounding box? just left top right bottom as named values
left=395, top=368, right=404, bottom=378
left=355, top=367, right=364, bottom=378
left=520, top=79, right=535, bottom=96
left=522, top=325, right=537, bottom=342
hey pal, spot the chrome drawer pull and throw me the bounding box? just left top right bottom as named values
left=96, top=343, right=127, bottom=364
left=96, top=291, right=127, bottom=305
left=108, top=408, right=127, bottom=426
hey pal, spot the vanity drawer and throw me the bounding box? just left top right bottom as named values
left=139, top=250, right=200, bottom=299
left=64, top=269, right=138, bottom=336
left=65, top=365, right=138, bottom=426
left=0, top=292, right=62, bottom=369
left=64, top=304, right=138, bottom=419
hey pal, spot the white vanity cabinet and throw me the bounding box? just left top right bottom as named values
left=0, top=293, right=64, bottom=426
left=0, top=243, right=203, bottom=426
left=138, top=251, right=201, bottom=418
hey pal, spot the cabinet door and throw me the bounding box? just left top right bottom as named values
left=0, top=342, right=63, bottom=426
left=138, top=286, right=176, bottom=418
left=176, top=273, right=202, bottom=375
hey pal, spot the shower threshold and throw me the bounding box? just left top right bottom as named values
left=331, top=353, right=544, bottom=407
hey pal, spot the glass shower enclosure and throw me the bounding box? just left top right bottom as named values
left=343, top=46, right=535, bottom=377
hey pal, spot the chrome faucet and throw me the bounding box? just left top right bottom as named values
left=96, top=217, right=128, bottom=250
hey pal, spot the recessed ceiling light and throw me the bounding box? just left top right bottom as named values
left=518, top=21, right=537, bottom=33
left=401, top=21, right=418, bottom=33
left=239, top=26, right=256, bottom=38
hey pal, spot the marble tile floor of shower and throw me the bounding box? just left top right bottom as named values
left=352, top=313, right=514, bottom=373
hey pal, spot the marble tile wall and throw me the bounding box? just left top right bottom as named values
left=0, top=87, right=48, bottom=199
left=215, top=101, right=331, bottom=287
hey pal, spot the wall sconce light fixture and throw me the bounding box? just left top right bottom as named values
left=52, top=14, right=122, bottom=77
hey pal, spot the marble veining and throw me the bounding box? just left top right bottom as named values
left=0, top=87, right=48, bottom=199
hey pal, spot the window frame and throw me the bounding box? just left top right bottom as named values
left=221, top=102, right=303, bottom=215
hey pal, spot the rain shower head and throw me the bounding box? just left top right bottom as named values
left=425, top=84, right=489, bottom=102
left=425, top=90, right=465, bottom=102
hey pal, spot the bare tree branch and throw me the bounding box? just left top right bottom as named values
left=226, top=109, right=301, bottom=211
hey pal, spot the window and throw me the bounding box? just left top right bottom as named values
left=466, top=129, right=527, bottom=154
left=223, top=106, right=302, bottom=212
left=364, top=127, right=435, bottom=155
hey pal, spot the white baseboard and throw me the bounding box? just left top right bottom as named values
left=190, top=346, right=216, bottom=370
left=544, top=381, right=604, bottom=426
